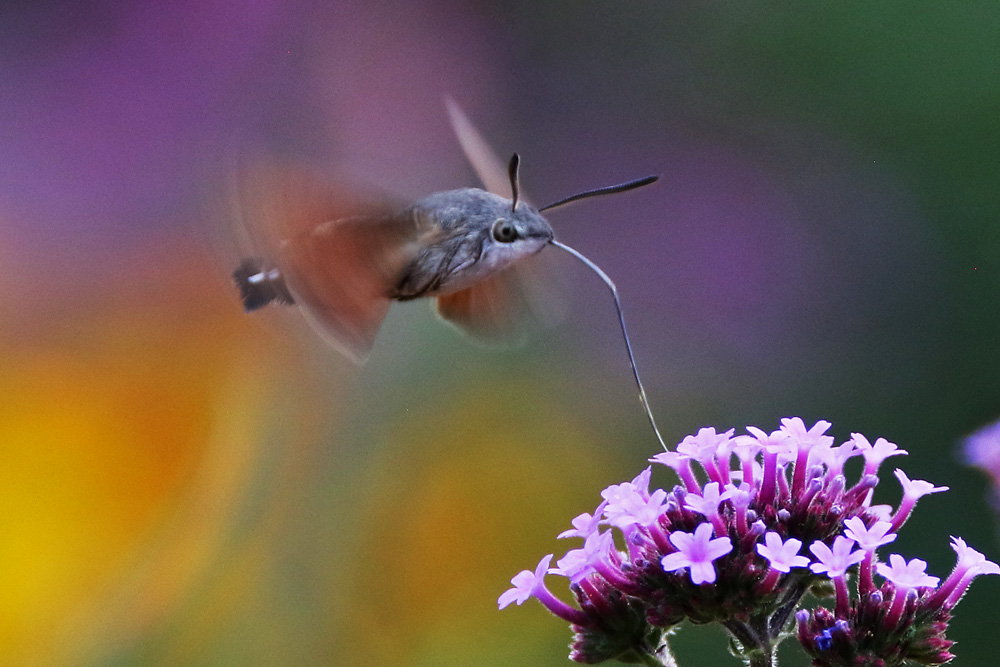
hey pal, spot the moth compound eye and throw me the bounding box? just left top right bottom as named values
left=492, top=219, right=519, bottom=243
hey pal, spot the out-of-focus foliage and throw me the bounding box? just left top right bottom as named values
left=0, top=2, right=998, bottom=665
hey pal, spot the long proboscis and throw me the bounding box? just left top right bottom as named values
left=540, top=175, right=659, bottom=213
left=551, top=240, right=668, bottom=451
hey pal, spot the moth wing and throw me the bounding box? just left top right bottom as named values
left=233, top=160, right=421, bottom=363
left=281, top=211, right=422, bottom=363
left=445, top=96, right=519, bottom=199
left=434, top=251, right=562, bottom=344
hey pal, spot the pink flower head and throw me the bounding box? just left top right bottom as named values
left=502, top=419, right=996, bottom=665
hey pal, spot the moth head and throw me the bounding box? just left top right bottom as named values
left=487, top=204, right=553, bottom=248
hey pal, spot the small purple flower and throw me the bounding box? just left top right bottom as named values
left=499, top=554, right=553, bottom=609
left=781, top=418, right=834, bottom=496
left=678, top=427, right=735, bottom=484
left=809, top=536, right=865, bottom=578
left=558, top=500, right=608, bottom=540
left=780, top=417, right=834, bottom=448
left=949, top=536, right=999, bottom=576
left=603, top=482, right=668, bottom=530
left=890, top=469, right=948, bottom=531
left=930, top=536, right=1000, bottom=608
left=877, top=554, right=940, bottom=628
left=757, top=532, right=809, bottom=573
left=843, top=516, right=897, bottom=596
left=661, top=522, right=733, bottom=584
left=816, top=437, right=861, bottom=479
left=745, top=427, right=788, bottom=506
left=731, top=437, right=762, bottom=489
left=553, top=533, right=604, bottom=583
left=877, top=554, right=940, bottom=590
left=683, top=481, right=731, bottom=516
left=499, top=554, right=590, bottom=626
left=677, top=427, right=734, bottom=460
left=852, top=433, right=907, bottom=476
left=743, top=425, right=793, bottom=456
left=842, top=517, right=896, bottom=552
left=810, top=535, right=866, bottom=617
left=683, top=481, right=732, bottom=535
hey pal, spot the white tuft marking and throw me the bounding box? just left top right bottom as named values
left=247, top=268, right=281, bottom=284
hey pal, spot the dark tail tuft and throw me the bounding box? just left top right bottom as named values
left=233, top=258, right=295, bottom=311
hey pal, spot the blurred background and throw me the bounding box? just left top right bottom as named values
left=1, top=1, right=998, bottom=665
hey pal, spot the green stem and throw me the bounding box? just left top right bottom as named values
left=627, top=637, right=678, bottom=667
left=649, top=639, right=677, bottom=667
left=724, top=619, right=776, bottom=667
left=747, top=651, right=776, bottom=667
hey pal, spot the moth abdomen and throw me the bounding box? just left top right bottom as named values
left=232, top=258, right=295, bottom=311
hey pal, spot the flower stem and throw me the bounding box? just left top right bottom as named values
left=724, top=619, right=777, bottom=667
left=627, top=640, right=678, bottom=667
left=648, top=643, right=678, bottom=667
left=747, top=651, right=776, bottom=667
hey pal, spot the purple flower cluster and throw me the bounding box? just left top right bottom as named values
left=963, top=417, right=1000, bottom=509
left=499, top=418, right=998, bottom=666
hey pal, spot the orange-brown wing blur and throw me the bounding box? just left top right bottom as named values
left=233, top=161, right=422, bottom=363
left=280, top=212, right=420, bottom=362
left=435, top=252, right=560, bottom=344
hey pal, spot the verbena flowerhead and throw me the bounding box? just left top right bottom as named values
left=499, top=418, right=998, bottom=666
left=963, top=417, right=1000, bottom=510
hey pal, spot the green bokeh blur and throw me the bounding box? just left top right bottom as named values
left=1, top=2, right=998, bottom=665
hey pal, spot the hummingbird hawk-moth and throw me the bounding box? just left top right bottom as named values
left=231, top=100, right=667, bottom=449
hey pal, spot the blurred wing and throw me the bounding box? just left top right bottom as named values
left=435, top=251, right=562, bottom=344
left=281, top=212, right=420, bottom=363
left=445, top=96, right=513, bottom=198
left=233, top=160, right=420, bottom=363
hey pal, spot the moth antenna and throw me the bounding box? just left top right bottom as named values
left=539, top=175, right=658, bottom=213
left=551, top=240, right=668, bottom=451
left=507, top=153, right=521, bottom=212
